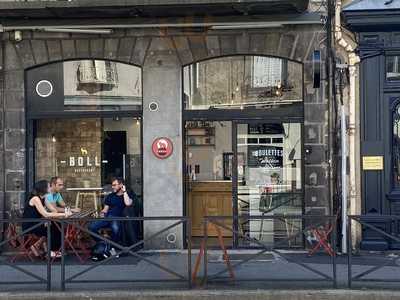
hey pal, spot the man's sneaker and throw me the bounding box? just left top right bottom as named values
left=110, top=248, right=119, bottom=258
left=91, top=255, right=99, bottom=262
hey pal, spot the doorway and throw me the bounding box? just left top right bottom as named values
left=184, top=120, right=304, bottom=248
left=102, top=131, right=127, bottom=184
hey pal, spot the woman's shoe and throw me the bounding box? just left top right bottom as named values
left=50, top=251, right=62, bottom=258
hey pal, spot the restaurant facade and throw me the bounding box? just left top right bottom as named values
left=0, top=0, right=330, bottom=248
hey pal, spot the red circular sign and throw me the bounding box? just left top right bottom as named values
left=152, top=137, right=173, bottom=159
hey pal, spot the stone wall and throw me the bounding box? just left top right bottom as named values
left=0, top=24, right=329, bottom=246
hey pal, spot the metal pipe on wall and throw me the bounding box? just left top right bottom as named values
left=335, top=0, right=360, bottom=252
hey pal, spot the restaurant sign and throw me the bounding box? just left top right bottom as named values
left=152, top=137, right=173, bottom=159
left=248, top=145, right=283, bottom=168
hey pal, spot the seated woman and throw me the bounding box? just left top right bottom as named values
left=22, top=180, right=72, bottom=258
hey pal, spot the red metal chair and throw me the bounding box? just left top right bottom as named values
left=5, top=223, right=41, bottom=262
left=307, top=211, right=339, bottom=257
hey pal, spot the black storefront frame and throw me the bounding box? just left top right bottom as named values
left=181, top=54, right=305, bottom=248
left=25, top=58, right=144, bottom=206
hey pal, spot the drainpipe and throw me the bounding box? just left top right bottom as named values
left=335, top=0, right=360, bottom=253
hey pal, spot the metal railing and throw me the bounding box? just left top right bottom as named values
left=0, top=219, right=52, bottom=291
left=57, top=216, right=191, bottom=291
left=347, top=215, right=400, bottom=288
left=201, top=214, right=337, bottom=288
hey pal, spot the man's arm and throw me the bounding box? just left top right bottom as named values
left=45, top=200, right=58, bottom=213
left=121, top=185, right=133, bottom=206
left=100, top=205, right=109, bottom=217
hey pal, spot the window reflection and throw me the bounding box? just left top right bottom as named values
left=237, top=122, right=303, bottom=247
left=387, top=56, right=400, bottom=81
left=183, top=56, right=302, bottom=110
left=64, top=60, right=142, bottom=110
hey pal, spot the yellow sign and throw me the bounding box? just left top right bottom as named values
left=362, top=156, right=383, bottom=170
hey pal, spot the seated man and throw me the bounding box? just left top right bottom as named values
left=45, top=176, right=79, bottom=213
left=89, top=177, right=133, bottom=258
left=45, top=177, right=67, bottom=213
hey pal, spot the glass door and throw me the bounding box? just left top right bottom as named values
left=235, top=122, right=303, bottom=248
left=185, top=121, right=233, bottom=247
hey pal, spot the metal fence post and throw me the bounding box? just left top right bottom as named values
left=61, top=221, right=65, bottom=291
left=347, top=216, right=352, bottom=289
left=331, top=216, right=337, bottom=288
left=187, top=218, right=192, bottom=289
left=203, top=219, right=208, bottom=287
left=46, top=220, right=51, bottom=291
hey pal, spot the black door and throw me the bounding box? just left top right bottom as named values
left=102, top=131, right=127, bottom=185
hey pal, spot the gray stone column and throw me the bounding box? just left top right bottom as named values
left=142, top=38, right=183, bottom=249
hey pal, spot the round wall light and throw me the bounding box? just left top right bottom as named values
left=149, top=101, right=159, bottom=112
left=36, top=80, right=53, bottom=98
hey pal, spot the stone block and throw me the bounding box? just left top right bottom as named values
left=89, top=39, right=104, bottom=59
left=5, top=150, right=25, bottom=171
left=6, top=171, right=25, bottom=192
left=4, top=71, right=24, bottom=91
left=278, top=33, right=296, bottom=58
left=4, top=90, right=24, bottom=110
left=173, top=36, right=193, bottom=65
left=14, top=40, right=35, bottom=68
left=75, top=39, right=90, bottom=58
left=250, top=34, right=265, bottom=53
left=5, top=130, right=25, bottom=150
left=305, top=187, right=329, bottom=210
left=104, top=38, right=119, bottom=60
left=5, top=110, right=24, bottom=130
left=304, top=124, right=321, bottom=144
left=304, top=144, right=327, bottom=165
left=219, top=35, right=236, bottom=56
left=304, top=103, right=327, bottom=123
left=236, top=33, right=249, bottom=54
left=61, top=40, right=76, bottom=60
left=305, top=165, right=328, bottom=187
left=188, top=36, right=208, bottom=61
left=205, top=35, right=221, bottom=57
left=131, top=37, right=151, bottom=66
left=31, top=40, right=49, bottom=65
left=264, top=32, right=281, bottom=55
left=46, top=40, right=63, bottom=61
left=5, top=191, right=25, bottom=211
left=117, top=37, right=136, bottom=63
left=4, top=43, right=22, bottom=71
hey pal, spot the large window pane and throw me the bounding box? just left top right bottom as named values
left=183, top=56, right=302, bottom=110
left=64, top=60, right=142, bottom=110
left=237, top=122, right=303, bottom=248
left=35, top=117, right=142, bottom=210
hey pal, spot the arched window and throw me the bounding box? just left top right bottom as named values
left=183, top=55, right=302, bottom=110
left=26, top=59, right=142, bottom=116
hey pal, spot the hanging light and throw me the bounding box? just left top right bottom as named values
left=136, top=119, right=140, bottom=125
left=51, top=135, right=56, bottom=143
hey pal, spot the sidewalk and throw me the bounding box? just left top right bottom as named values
left=2, top=290, right=400, bottom=300
left=1, top=250, right=400, bottom=292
